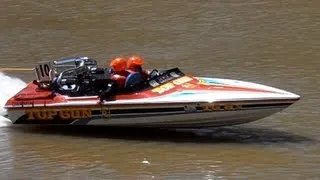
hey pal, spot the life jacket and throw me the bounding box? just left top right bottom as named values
left=127, top=69, right=149, bottom=81
left=111, top=70, right=131, bottom=89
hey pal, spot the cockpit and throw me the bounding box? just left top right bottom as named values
left=33, top=56, right=185, bottom=98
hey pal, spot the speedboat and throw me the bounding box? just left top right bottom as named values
left=4, top=56, right=300, bottom=128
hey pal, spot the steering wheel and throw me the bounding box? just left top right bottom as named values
left=149, top=69, right=160, bottom=79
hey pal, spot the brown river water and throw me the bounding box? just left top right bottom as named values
left=0, top=0, right=319, bottom=179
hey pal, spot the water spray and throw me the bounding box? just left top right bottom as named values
left=0, top=72, right=26, bottom=126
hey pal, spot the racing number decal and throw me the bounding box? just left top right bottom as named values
left=201, top=103, right=242, bottom=112
left=35, top=62, right=52, bottom=81
left=39, top=64, right=50, bottom=77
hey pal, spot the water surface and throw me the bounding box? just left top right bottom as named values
left=0, top=0, right=319, bottom=179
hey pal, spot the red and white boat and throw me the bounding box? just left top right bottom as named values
left=4, top=57, right=300, bottom=128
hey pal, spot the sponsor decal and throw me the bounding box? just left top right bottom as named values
left=152, top=83, right=175, bottom=94
left=198, top=79, right=208, bottom=85
left=181, top=83, right=196, bottom=88
left=101, top=107, right=111, bottom=119
left=12, top=101, right=34, bottom=106
left=169, top=71, right=181, bottom=78
left=198, top=78, right=224, bottom=86
left=149, top=80, right=160, bottom=87
left=201, top=103, right=242, bottom=112
left=172, top=76, right=193, bottom=85
left=26, top=108, right=92, bottom=120
left=151, top=76, right=193, bottom=94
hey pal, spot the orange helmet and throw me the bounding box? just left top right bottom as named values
left=127, top=56, right=144, bottom=71
left=110, top=57, right=127, bottom=73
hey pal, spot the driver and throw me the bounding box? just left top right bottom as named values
left=127, top=56, right=150, bottom=81
left=100, top=57, right=130, bottom=101
left=109, top=57, right=130, bottom=89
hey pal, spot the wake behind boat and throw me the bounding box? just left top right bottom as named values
left=4, top=56, right=300, bottom=128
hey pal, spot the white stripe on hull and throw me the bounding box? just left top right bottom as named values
left=82, top=106, right=288, bottom=127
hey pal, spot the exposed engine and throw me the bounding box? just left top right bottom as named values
left=35, top=57, right=114, bottom=97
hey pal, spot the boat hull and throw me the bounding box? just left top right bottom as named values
left=7, top=99, right=295, bottom=128
left=4, top=75, right=300, bottom=128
